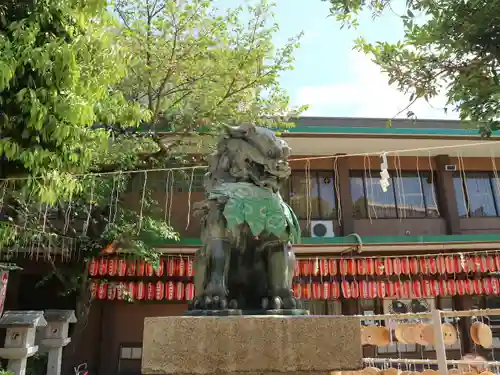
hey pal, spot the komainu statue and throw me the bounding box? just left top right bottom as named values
left=191, top=123, right=302, bottom=312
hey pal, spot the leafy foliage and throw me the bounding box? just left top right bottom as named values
left=0, top=0, right=304, bottom=354
left=324, top=0, right=500, bottom=135
left=114, top=0, right=306, bottom=136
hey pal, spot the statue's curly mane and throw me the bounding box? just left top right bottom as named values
left=203, top=128, right=290, bottom=193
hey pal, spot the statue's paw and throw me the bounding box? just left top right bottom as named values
left=198, top=291, right=228, bottom=310
left=263, top=290, right=298, bottom=310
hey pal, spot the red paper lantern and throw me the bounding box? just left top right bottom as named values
left=393, top=258, right=402, bottom=276
left=374, top=259, right=384, bottom=276
left=456, top=280, right=465, bottom=296
left=155, top=260, right=164, bottom=277
left=175, top=282, right=185, bottom=300
left=384, top=258, right=393, bottom=276
left=126, top=260, right=136, bottom=276
left=393, top=280, right=402, bottom=298
left=127, top=281, right=136, bottom=299
left=465, top=279, right=474, bottom=295
left=165, top=281, right=175, bottom=300
left=486, top=256, right=496, bottom=273
left=136, top=261, right=145, bottom=276
left=292, top=284, right=301, bottom=299
left=88, top=258, right=99, bottom=277
left=366, top=258, right=375, bottom=275
left=330, top=282, right=340, bottom=299
left=377, top=281, right=387, bottom=298
left=482, top=278, right=492, bottom=295
left=185, top=283, right=195, bottom=301
left=117, top=259, right=127, bottom=276
left=409, top=257, right=419, bottom=275
left=368, top=280, right=377, bottom=299
left=357, top=259, right=367, bottom=275
left=473, top=279, right=483, bottom=295
left=491, top=278, right=500, bottom=295
left=97, top=282, right=108, bottom=300
left=107, top=258, right=118, bottom=276
left=402, top=280, right=411, bottom=299
left=386, top=280, right=395, bottom=297
left=436, top=256, right=446, bottom=274
left=107, top=283, right=117, bottom=300
left=167, top=258, right=176, bottom=277
left=98, top=258, right=108, bottom=276
left=341, top=280, right=351, bottom=299
left=155, top=281, right=165, bottom=300
left=339, top=259, right=348, bottom=276
left=322, top=282, right=330, bottom=300
left=429, top=257, right=438, bottom=274
left=89, top=280, right=98, bottom=299
left=301, top=260, right=312, bottom=276
left=446, top=280, right=456, bottom=296
left=412, top=280, right=422, bottom=298
left=431, top=280, right=440, bottom=297
left=145, top=263, right=154, bottom=277
left=328, top=259, right=337, bottom=275
left=439, top=280, right=448, bottom=296
left=401, top=258, right=410, bottom=275
left=136, top=282, right=145, bottom=300
left=419, top=258, right=429, bottom=275
left=178, top=258, right=186, bottom=277
left=312, top=283, right=322, bottom=300
left=359, top=280, right=369, bottom=299
left=495, top=256, right=500, bottom=271
left=116, top=282, right=126, bottom=300
left=422, top=280, right=432, bottom=297
left=146, top=282, right=155, bottom=300
left=319, top=259, right=329, bottom=276
left=186, top=258, right=194, bottom=277
left=351, top=281, right=360, bottom=299
left=302, top=283, right=312, bottom=300
left=444, top=256, right=455, bottom=274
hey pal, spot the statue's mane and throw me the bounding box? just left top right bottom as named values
left=203, top=124, right=290, bottom=193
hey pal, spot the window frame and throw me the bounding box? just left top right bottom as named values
left=286, top=170, right=338, bottom=220
left=350, top=170, right=439, bottom=219
left=452, top=171, right=500, bottom=217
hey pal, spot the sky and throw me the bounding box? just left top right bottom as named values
left=216, top=0, right=459, bottom=120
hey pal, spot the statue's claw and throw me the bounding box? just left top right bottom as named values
left=197, top=285, right=228, bottom=310
left=263, top=289, right=298, bottom=310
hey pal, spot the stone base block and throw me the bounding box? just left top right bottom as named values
left=141, top=315, right=362, bottom=375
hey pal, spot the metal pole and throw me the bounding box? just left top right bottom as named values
left=432, top=309, right=448, bottom=374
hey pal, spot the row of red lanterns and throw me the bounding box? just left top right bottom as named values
left=88, top=257, right=194, bottom=278
left=295, top=254, right=500, bottom=277
left=293, top=277, right=500, bottom=300
left=90, top=280, right=195, bottom=301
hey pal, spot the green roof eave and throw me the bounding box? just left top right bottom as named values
left=283, top=126, right=497, bottom=137
left=147, top=233, right=500, bottom=247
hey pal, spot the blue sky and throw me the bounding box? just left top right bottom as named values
left=216, top=0, right=459, bottom=120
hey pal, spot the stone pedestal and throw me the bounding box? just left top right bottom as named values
left=141, top=315, right=362, bottom=375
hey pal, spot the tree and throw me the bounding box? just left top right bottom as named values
left=113, top=0, right=306, bottom=140
left=0, top=0, right=304, bottom=370
left=324, top=0, right=500, bottom=136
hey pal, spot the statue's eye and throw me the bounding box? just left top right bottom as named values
left=267, top=150, right=274, bottom=157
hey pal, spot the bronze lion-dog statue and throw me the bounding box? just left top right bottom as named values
left=191, top=123, right=303, bottom=313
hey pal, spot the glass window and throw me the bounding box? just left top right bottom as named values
left=289, top=172, right=337, bottom=219
left=350, top=171, right=440, bottom=219
left=394, top=174, right=426, bottom=218
left=350, top=176, right=367, bottom=218
left=454, top=173, right=499, bottom=217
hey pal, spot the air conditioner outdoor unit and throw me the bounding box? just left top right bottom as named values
left=311, top=220, right=335, bottom=238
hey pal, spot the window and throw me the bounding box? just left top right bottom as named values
left=453, top=172, right=500, bottom=217
left=118, top=344, right=142, bottom=375
left=287, top=172, right=337, bottom=219
left=350, top=171, right=439, bottom=219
